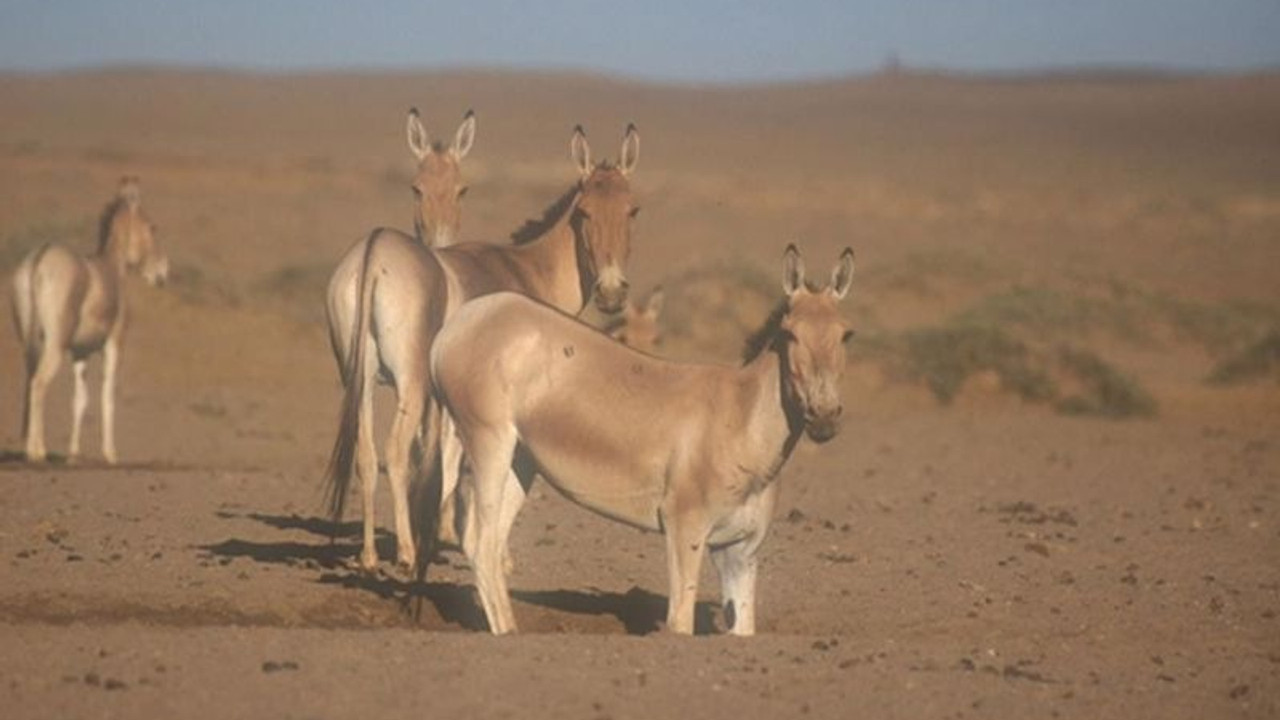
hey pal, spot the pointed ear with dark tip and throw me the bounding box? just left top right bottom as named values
left=619, top=123, right=639, bottom=175
left=453, top=110, right=476, bottom=159
left=571, top=125, right=591, bottom=177
left=645, top=286, right=664, bottom=317
left=830, top=247, right=855, bottom=300
left=407, top=108, right=429, bottom=160
left=782, top=244, right=805, bottom=295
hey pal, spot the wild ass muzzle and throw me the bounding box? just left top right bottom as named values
left=430, top=244, right=856, bottom=635
left=323, top=124, right=641, bottom=573
left=10, top=176, right=169, bottom=463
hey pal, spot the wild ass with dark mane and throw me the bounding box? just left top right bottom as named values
left=11, top=176, right=169, bottom=463
left=324, top=125, right=641, bottom=572
left=430, top=244, right=855, bottom=635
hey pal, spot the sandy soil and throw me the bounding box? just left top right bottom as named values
left=1, top=68, right=1277, bottom=719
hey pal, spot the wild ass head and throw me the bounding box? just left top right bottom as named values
left=108, top=176, right=169, bottom=286
left=570, top=124, right=640, bottom=314
left=778, top=244, right=855, bottom=443
left=610, top=286, right=664, bottom=353
left=406, top=108, right=476, bottom=246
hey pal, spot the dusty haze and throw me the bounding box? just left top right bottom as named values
left=1, top=69, right=1277, bottom=719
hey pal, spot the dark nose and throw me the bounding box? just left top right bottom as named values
left=594, top=279, right=630, bottom=313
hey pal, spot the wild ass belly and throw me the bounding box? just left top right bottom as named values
left=517, top=421, right=668, bottom=533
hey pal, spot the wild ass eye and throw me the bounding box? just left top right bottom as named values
left=842, top=329, right=856, bottom=344
left=457, top=185, right=469, bottom=199
left=628, top=206, right=641, bottom=218
left=411, top=185, right=423, bottom=197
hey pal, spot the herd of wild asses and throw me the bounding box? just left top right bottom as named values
left=9, top=109, right=856, bottom=635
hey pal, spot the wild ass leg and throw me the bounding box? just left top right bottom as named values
left=383, top=368, right=425, bottom=572
left=437, top=412, right=463, bottom=547
left=462, top=427, right=520, bottom=634
left=660, top=494, right=710, bottom=635
left=458, top=465, right=524, bottom=576
left=709, top=484, right=776, bottom=636
left=100, top=338, right=120, bottom=464
left=24, top=344, right=63, bottom=462
left=710, top=539, right=763, bottom=636
left=355, top=346, right=380, bottom=570
left=68, top=358, right=89, bottom=461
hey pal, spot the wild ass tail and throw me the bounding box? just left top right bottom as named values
left=323, top=229, right=383, bottom=526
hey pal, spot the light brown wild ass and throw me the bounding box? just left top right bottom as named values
left=10, top=176, right=169, bottom=463
left=324, top=125, right=641, bottom=572
left=430, top=245, right=855, bottom=635
left=324, top=109, right=475, bottom=569
left=606, top=286, right=664, bottom=353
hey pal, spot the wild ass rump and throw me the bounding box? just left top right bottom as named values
left=431, top=244, right=856, bottom=635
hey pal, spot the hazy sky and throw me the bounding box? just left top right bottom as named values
left=1, top=1, right=1277, bottom=81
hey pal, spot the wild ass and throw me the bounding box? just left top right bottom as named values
left=10, top=176, right=170, bottom=463
left=323, top=109, right=475, bottom=568
left=430, top=245, right=855, bottom=635
left=324, top=125, right=641, bottom=572
left=606, top=286, right=664, bottom=353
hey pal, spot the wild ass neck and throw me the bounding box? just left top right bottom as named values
left=516, top=186, right=598, bottom=314
left=97, top=201, right=141, bottom=275
left=736, top=346, right=807, bottom=486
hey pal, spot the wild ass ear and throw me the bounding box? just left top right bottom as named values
left=453, top=109, right=476, bottom=159
left=830, top=248, right=855, bottom=300
left=782, top=244, right=805, bottom=296
left=619, top=123, right=640, bottom=176
left=571, top=125, right=592, bottom=177
left=406, top=107, right=430, bottom=161
left=644, top=286, right=664, bottom=318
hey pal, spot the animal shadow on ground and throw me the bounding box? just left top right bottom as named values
left=200, top=511, right=396, bottom=571
left=0, top=450, right=193, bottom=472
left=200, top=511, right=487, bottom=629
left=512, top=586, right=720, bottom=635
left=203, top=511, right=717, bottom=634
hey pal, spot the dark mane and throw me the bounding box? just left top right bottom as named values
left=741, top=298, right=791, bottom=364
left=509, top=183, right=581, bottom=246
left=96, top=196, right=127, bottom=253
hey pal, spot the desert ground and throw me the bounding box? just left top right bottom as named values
left=0, top=68, right=1277, bottom=718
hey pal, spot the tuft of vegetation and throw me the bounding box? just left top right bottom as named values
left=900, top=325, right=1053, bottom=404
left=1206, top=330, right=1280, bottom=385
left=1054, top=346, right=1157, bottom=418
left=957, top=285, right=1139, bottom=339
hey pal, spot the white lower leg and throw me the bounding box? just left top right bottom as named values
left=101, top=342, right=119, bottom=463
left=69, top=359, right=88, bottom=460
